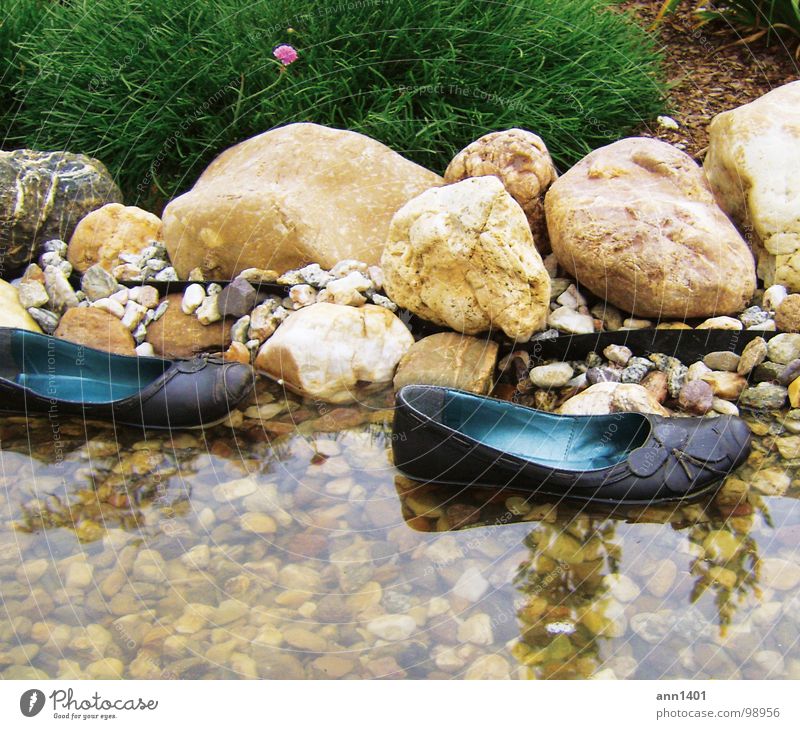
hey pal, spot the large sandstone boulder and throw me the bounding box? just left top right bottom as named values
left=0, top=279, right=42, bottom=333
left=255, top=303, right=413, bottom=404
left=704, top=81, right=800, bottom=290
left=381, top=176, right=551, bottom=340
left=145, top=293, right=231, bottom=359
left=162, top=124, right=442, bottom=279
left=393, top=333, right=498, bottom=394
left=54, top=307, right=135, bottom=356
left=444, top=129, right=557, bottom=253
left=545, top=137, right=756, bottom=318
left=0, top=150, right=122, bottom=273
left=67, top=203, right=162, bottom=274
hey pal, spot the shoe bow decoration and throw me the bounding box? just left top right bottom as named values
left=626, top=421, right=735, bottom=492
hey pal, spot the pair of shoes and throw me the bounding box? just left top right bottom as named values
left=0, top=328, right=255, bottom=430
left=392, top=385, right=752, bottom=505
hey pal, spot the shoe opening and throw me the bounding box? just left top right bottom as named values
left=9, top=330, right=169, bottom=404
left=442, top=390, right=651, bottom=471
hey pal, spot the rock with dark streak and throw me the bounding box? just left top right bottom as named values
left=0, top=149, right=122, bottom=273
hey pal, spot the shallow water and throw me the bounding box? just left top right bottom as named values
left=1, top=379, right=800, bottom=679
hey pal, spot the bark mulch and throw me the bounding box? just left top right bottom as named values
left=621, top=0, right=799, bottom=160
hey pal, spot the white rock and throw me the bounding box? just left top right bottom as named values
left=255, top=303, right=413, bottom=404
left=603, top=344, right=632, bottom=366
left=657, top=115, right=680, bottom=130
left=686, top=361, right=712, bottom=382
left=530, top=362, right=574, bottom=388
left=768, top=333, right=800, bottom=364
left=91, top=297, right=125, bottom=319
left=288, top=284, right=317, bottom=308
left=548, top=306, right=594, bottom=334
left=453, top=566, right=489, bottom=602
left=110, top=288, right=129, bottom=306
left=120, top=301, right=147, bottom=330
left=17, top=280, right=49, bottom=309
left=556, top=284, right=587, bottom=309
left=696, top=316, right=743, bottom=330
left=457, top=613, right=494, bottom=646
left=213, top=477, right=258, bottom=502
left=366, top=614, right=416, bottom=641
left=604, top=574, right=641, bottom=603
left=622, top=317, right=652, bottom=330
left=181, top=283, right=206, bottom=314
left=196, top=294, right=221, bottom=324
left=129, top=285, right=160, bottom=308
left=704, top=81, right=800, bottom=289
left=763, top=284, right=788, bottom=311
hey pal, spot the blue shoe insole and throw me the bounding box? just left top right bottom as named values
left=15, top=373, right=145, bottom=403
left=442, top=392, right=648, bottom=471
left=9, top=330, right=168, bottom=404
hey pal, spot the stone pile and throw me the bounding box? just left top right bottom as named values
left=497, top=334, right=800, bottom=423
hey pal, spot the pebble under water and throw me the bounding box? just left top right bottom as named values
left=1, top=378, right=800, bottom=680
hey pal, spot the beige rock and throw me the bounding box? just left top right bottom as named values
left=700, top=371, right=747, bottom=400
left=393, top=333, right=498, bottom=394
left=162, top=123, right=441, bottom=278
left=0, top=279, right=42, bottom=332
left=67, top=203, right=162, bottom=273
left=444, top=128, right=557, bottom=252
left=366, top=614, right=416, bottom=641
left=545, top=137, right=755, bottom=317
left=776, top=294, right=800, bottom=332
left=704, top=81, right=800, bottom=289
left=256, top=303, right=413, bottom=404
left=54, top=307, right=135, bottom=356
left=696, top=316, right=742, bottom=330
left=457, top=613, right=494, bottom=645
left=145, top=293, right=230, bottom=358
left=382, top=176, right=550, bottom=339
left=557, top=381, right=670, bottom=416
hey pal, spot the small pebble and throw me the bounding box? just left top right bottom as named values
left=702, top=351, right=740, bottom=372
left=603, top=344, right=632, bottom=366
left=696, top=316, right=742, bottom=330
left=182, top=284, right=206, bottom=314
left=530, top=362, right=574, bottom=389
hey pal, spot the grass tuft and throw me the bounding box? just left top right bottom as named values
left=2, top=0, right=666, bottom=209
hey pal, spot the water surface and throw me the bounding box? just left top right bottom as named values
left=1, top=380, right=799, bottom=679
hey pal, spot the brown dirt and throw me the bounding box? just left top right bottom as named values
left=621, top=0, right=799, bottom=161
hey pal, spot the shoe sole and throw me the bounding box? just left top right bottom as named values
left=394, top=469, right=724, bottom=507
left=0, top=408, right=235, bottom=431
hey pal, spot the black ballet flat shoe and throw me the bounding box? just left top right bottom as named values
left=0, top=328, right=255, bottom=430
left=392, top=385, right=752, bottom=505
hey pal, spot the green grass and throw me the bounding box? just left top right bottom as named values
left=1, top=0, right=666, bottom=210
left=0, top=0, right=50, bottom=142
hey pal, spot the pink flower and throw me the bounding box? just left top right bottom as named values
left=273, top=44, right=298, bottom=66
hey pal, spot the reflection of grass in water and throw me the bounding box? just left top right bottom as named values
left=686, top=516, right=762, bottom=633
left=511, top=517, right=621, bottom=679
left=10, top=442, right=199, bottom=544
